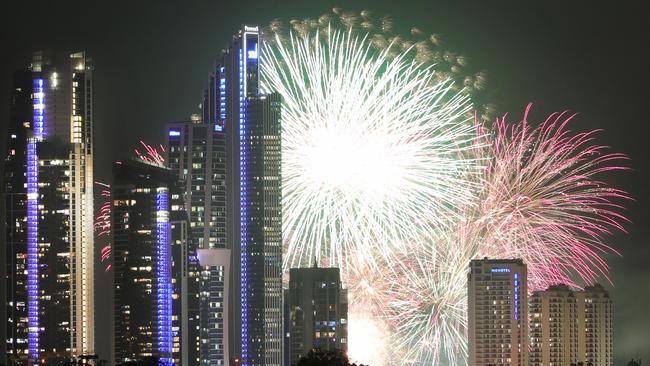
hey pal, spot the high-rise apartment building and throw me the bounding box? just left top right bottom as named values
left=223, top=25, right=283, bottom=366
left=3, top=70, right=33, bottom=366
left=468, top=258, right=528, bottom=366
left=530, top=284, right=613, bottom=366
left=3, top=51, right=95, bottom=365
left=286, top=265, right=348, bottom=366
left=66, top=52, right=95, bottom=359
left=166, top=118, right=226, bottom=365
left=112, top=160, right=190, bottom=365
left=170, top=193, right=201, bottom=366
left=579, top=284, right=613, bottom=366
left=530, top=284, right=579, bottom=366
left=172, top=25, right=282, bottom=366
left=30, top=141, right=72, bottom=365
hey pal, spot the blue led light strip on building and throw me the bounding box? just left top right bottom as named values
left=514, top=273, right=520, bottom=320
left=156, top=188, right=172, bottom=365
left=219, top=66, right=226, bottom=121
left=27, top=78, right=44, bottom=363
left=33, top=79, right=44, bottom=139
left=26, top=141, right=39, bottom=363
left=238, top=47, right=249, bottom=363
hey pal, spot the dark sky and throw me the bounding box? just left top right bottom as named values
left=1, top=0, right=649, bottom=363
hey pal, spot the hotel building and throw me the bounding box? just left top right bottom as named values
left=468, top=258, right=528, bottom=366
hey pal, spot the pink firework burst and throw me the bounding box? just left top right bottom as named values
left=468, top=103, right=630, bottom=291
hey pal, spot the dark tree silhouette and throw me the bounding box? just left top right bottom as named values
left=295, top=348, right=369, bottom=366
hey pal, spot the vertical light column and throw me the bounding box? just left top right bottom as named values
left=27, top=77, right=44, bottom=364
left=70, top=52, right=94, bottom=357
left=26, top=141, right=38, bottom=364
left=156, top=188, right=172, bottom=365
left=238, top=46, right=249, bottom=363
left=219, top=67, right=226, bottom=122
left=514, top=272, right=520, bottom=320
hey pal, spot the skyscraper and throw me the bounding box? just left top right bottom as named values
left=286, top=265, right=348, bottom=366
left=530, top=284, right=613, bottom=366
left=166, top=118, right=226, bottom=365
left=2, top=51, right=95, bottom=365
left=112, top=160, right=185, bottom=365
left=170, top=192, right=201, bottom=366
left=530, top=284, right=580, bottom=366
left=3, top=70, right=33, bottom=366
left=66, top=52, right=95, bottom=359
left=468, top=258, right=528, bottom=366
left=579, top=284, right=613, bottom=366
left=177, top=25, right=282, bottom=366
left=223, top=25, right=283, bottom=366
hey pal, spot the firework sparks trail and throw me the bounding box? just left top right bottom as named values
left=384, top=239, right=470, bottom=366
left=261, top=13, right=483, bottom=273
left=134, top=140, right=165, bottom=166
left=95, top=181, right=112, bottom=272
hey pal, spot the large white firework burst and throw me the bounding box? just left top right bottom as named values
left=261, top=14, right=482, bottom=272
left=259, top=9, right=487, bottom=366
left=258, top=9, right=629, bottom=366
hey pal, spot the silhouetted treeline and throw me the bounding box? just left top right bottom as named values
left=295, top=348, right=369, bottom=366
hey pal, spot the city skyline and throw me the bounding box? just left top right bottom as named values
left=1, top=1, right=649, bottom=365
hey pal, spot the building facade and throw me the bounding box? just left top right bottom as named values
left=287, top=265, right=348, bottom=366
left=578, top=284, right=613, bottom=366
left=3, top=51, right=95, bottom=365
left=468, top=258, right=528, bottom=366
left=112, top=160, right=188, bottom=365
left=170, top=196, right=201, bottom=366
left=223, top=25, right=283, bottom=366
left=66, top=52, right=95, bottom=358
left=165, top=118, right=226, bottom=365
left=3, top=70, right=33, bottom=365
left=530, top=284, right=613, bottom=366
left=530, top=284, right=579, bottom=366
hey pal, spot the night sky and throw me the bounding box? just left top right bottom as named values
left=1, top=0, right=649, bottom=363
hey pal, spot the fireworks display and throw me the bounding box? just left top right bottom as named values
left=261, top=9, right=484, bottom=364
left=134, top=140, right=165, bottom=166
left=385, top=238, right=470, bottom=365
left=261, top=11, right=483, bottom=273
left=261, top=9, right=629, bottom=366
left=94, top=182, right=112, bottom=272
left=465, top=105, right=629, bottom=290
left=381, top=106, right=628, bottom=365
